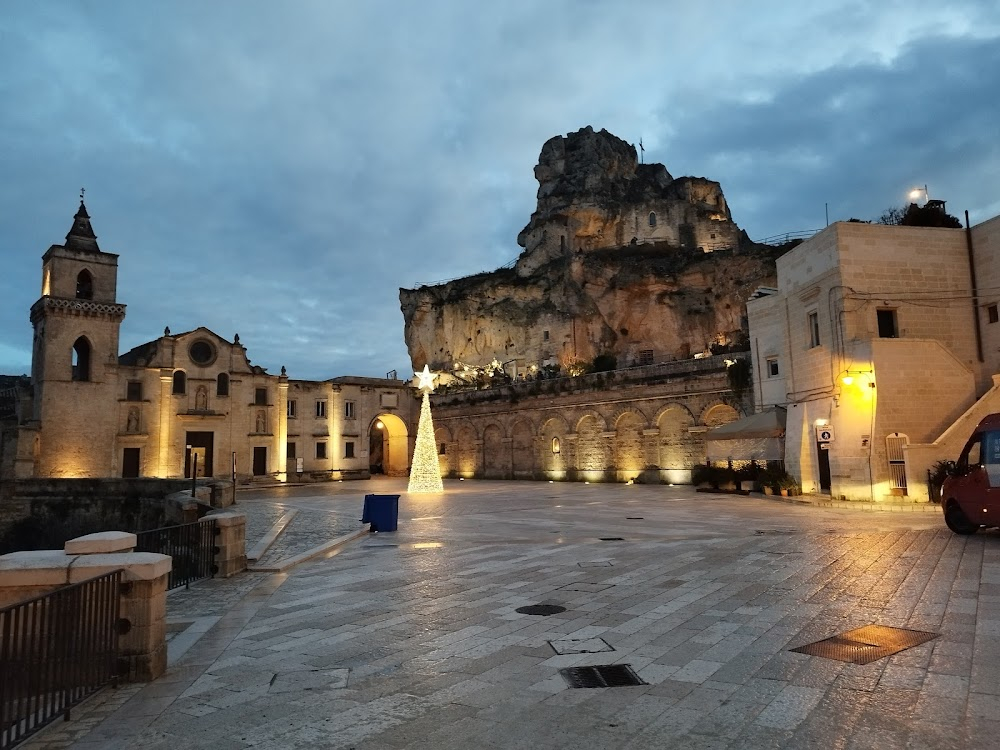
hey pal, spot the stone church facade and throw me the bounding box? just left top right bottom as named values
left=3, top=201, right=415, bottom=483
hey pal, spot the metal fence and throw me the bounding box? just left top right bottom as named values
left=0, top=570, right=121, bottom=750
left=136, top=519, right=217, bottom=591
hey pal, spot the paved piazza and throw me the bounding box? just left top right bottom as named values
left=25, top=479, right=1000, bottom=749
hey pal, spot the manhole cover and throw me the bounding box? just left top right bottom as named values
left=515, top=604, right=566, bottom=616
left=599, top=537, right=625, bottom=541
left=560, top=664, right=645, bottom=688
left=791, top=625, right=939, bottom=664
left=549, top=637, right=614, bottom=655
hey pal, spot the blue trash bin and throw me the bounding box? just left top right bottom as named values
left=361, top=494, right=399, bottom=532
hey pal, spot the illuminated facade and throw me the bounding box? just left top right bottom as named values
left=4, top=201, right=415, bottom=482
left=748, top=215, right=1000, bottom=501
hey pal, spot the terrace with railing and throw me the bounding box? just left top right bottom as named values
left=431, top=352, right=748, bottom=408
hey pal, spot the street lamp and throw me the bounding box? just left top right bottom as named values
left=908, top=185, right=929, bottom=205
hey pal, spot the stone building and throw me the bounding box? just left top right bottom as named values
left=430, top=355, right=748, bottom=483
left=2, top=201, right=415, bottom=483
left=747, top=213, right=1000, bottom=501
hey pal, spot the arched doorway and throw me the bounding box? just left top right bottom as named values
left=369, top=413, right=409, bottom=477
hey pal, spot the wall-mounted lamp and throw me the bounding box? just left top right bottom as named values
left=841, top=370, right=875, bottom=388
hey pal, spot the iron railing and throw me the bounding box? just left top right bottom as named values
left=0, top=570, right=121, bottom=749
left=135, top=519, right=217, bottom=591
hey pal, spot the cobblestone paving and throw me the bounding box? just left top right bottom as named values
left=251, top=508, right=363, bottom=568
left=25, top=479, right=1000, bottom=749
left=238, top=501, right=289, bottom=549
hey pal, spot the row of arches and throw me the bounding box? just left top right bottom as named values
left=435, top=402, right=739, bottom=482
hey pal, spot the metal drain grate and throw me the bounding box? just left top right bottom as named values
left=515, top=604, right=566, bottom=616
left=599, top=537, right=625, bottom=541
left=791, top=625, right=939, bottom=664
left=558, top=582, right=613, bottom=592
left=560, top=664, right=645, bottom=688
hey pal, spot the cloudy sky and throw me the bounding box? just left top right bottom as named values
left=2, top=1, right=998, bottom=380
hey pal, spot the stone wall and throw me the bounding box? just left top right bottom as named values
left=430, top=355, right=747, bottom=482
left=0, top=477, right=225, bottom=550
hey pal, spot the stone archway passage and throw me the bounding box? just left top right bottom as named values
left=371, top=413, right=409, bottom=477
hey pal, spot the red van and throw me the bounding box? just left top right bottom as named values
left=940, top=413, right=1000, bottom=534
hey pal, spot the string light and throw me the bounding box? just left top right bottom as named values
left=408, top=366, right=444, bottom=493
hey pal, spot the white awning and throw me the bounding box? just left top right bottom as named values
left=705, top=407, right=786, bottom=461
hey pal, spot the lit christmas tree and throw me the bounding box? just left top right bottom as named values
left=408, top=365, right=444, bottom=493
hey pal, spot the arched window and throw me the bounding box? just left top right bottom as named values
left=216, top=372, right=229, bottom=397
left=71, top=337, right=91, bottom=381
left=648, top=212, right=657, bottom=228
left=172, top=370, right=186, bottom=395
left=76, top=270, right=93, bottom=300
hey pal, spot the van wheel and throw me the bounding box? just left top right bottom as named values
left=945, top=502, right=978, bottom=535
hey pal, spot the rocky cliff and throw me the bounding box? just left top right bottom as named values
left=400, top=126, right=779, bottom=373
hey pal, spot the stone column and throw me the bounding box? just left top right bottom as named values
left=277, top=371, right=289, bottom=482
left=158, top=370, right=174, bottom=477
left=207, top=510, right=247, bottom=578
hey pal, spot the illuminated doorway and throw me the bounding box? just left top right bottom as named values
left=369, top=413, right=409, bottom=476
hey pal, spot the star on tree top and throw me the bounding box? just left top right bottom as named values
left=415, top=365, right=436, bottom=393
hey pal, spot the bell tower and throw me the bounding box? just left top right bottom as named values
left=29, top=196, right=127, bottom=476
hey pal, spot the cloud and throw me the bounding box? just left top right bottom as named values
left=1, top=1, right=998, bottom=379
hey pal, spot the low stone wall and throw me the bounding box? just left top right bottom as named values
left=0, top=477, right=232, bottom=551
left=0, top=531, right=172, bottom=681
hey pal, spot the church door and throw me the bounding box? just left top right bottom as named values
left=122, top=448, right=140, bottom=478
left=253, top=446, right=267, bottom=476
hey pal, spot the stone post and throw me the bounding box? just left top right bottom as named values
left=207, top=510, right=247, bottom=578
left=0, top=531, right=171, bottom=682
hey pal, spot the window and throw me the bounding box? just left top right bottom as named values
left=216, top=373, right=229, bottom=397
left=316, top=400, right=327, bottom=418
left=345, top=441, right=355, bottom=458
left=439, top=442, right=447, bottom=455
left=316, top=442, right=327, bottom=459
left=877, top=309, right=898, bottom=338
left=287, top=442, right=296, bottom=459
left=172, top=370, right=186, bottom=394
left=72, top=337, right=91, bottom=381
left=988, top=304, right=998, bottom=324
left=344, top=400, right=356, bottom=419
left=189, top=340, right=216, bottom=366
left=551, top=437, right=561, bottom=454
left=75, top=270, right=93, bottom=300
left=807, top=311, right=821, bottom=348
left=648, top=212, right=657, bottom=228
left=287, top=399, right=297, bottom=418
left=126, top=380, right=143, bottom=401
left=766, top=358, right=779, bottom=377
left=254, top=388, right=267, bottom=406
left=543, top=330, right=550, bottom=341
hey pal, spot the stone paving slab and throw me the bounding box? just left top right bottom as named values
left=20, top=478, right=1000, bottom=749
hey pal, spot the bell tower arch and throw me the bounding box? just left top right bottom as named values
left=29, top=196, right=127, bottom=476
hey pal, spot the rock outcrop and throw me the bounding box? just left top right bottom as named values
left=400, top=126, right=779, bottom=372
